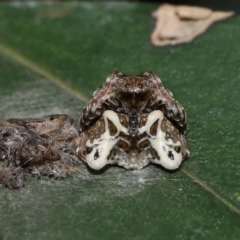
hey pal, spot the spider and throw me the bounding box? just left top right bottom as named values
left=0, top=71, right=189, bottom=188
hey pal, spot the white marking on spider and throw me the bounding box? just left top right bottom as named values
left=85, top=110, right=128, bottom=170
left=139, top=110, right=182, bottom=170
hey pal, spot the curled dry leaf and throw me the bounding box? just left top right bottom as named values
left=0, top=72, right=189, bottom=188
left=151, top=4, right=234, bottom=46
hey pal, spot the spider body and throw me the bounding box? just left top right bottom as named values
left=0, top=72, right=189, bottom=188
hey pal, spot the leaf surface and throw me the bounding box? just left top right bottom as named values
left=0, top=2, right=240, bottom=239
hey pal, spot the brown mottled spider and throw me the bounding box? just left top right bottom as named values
left=0, top=72, right=189, bottom=188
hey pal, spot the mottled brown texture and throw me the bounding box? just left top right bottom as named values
left=0, top=115, right=81, bottom=188
left=0, top=71, right=189, bottom=188
left=118, top=114, right=128, bottom=128
left=138, top=114, right=148, bottom=128
left=160, top=116, right=189, bottom=160
left=150, top=119, right=159, bottom=136
left=80, top=71, right=186, bottom=133
left=85, top=116, right=106, bottom=145
left=138, top=139, right=150, bottom=149
left=0, top=167, right=27, bottom=189
left=107, top=119, right=118, bottom=136
left=81, top=110, right=189, bottom=170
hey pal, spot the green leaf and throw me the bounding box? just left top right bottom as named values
left=0, top=2, right=240, bottom=239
